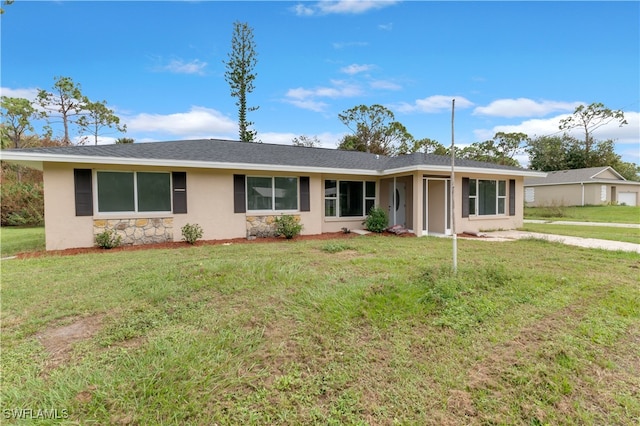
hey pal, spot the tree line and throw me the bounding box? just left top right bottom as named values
left=315, top=102, right=638, bottom=181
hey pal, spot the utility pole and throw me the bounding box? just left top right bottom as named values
left=450, top=99, right=457, bottom=273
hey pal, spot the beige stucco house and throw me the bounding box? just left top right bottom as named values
left=523, top=166, right=640, bottom=207
left=1, top=139, right=545, bottom=250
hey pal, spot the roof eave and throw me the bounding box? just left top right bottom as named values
left=386, top=164, right=546, bottom=177
left=0, top=152, right=381, bottom=176
left=0, top=152, right=548, bottom=178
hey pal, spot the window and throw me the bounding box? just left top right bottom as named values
left=247, top=176, right=298, bottom=211
left=96, top=171, right=172, bottom=213
left=468, top=179, right=506, bottom=216
left=324, top=180, right=376, bottom=217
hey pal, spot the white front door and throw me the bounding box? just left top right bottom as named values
left=389, top=182, right=406, bottom=227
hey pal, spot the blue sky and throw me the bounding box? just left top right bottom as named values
left=2, top=1, right=639, bottom=166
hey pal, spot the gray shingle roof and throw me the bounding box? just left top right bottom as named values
left=524, top=166, right=627, bottom=186
left=5, top=138, right=533, bottom=174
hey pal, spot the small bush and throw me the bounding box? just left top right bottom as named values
left=274, top=215, right=303, bottom=239
left=364, top=207, right=388, bottom=233
left=95, top=229, right=122, bottom=249
left=181, top=223, right=203, bottom=244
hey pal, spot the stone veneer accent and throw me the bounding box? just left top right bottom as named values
left=246, top=214, right=300, bottom=238
left=94, top=218, right=173, bottom=246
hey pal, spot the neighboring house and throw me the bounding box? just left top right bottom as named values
left=1, top=139, right=545, bottom=250
left=524, top=166, right=640, bottom=207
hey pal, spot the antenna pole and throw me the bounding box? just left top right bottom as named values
left=451, top=99, right=457, bottom=273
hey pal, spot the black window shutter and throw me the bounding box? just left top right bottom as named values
left=299, top=176, right=310, bottom=212
left=461, top=177, right=469, bottom=218
left=74, top=169, right=93, bottom=216
left=509, top=179, right=516, bottom=216
left=172, top=172, right=187, bottom=214
left=233, top=174, right=246, bottom=213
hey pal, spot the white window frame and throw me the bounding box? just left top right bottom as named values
left=469, top=179, right=507, bottom=216
left=246, top=176, right=299, bottom=212
left=324, top=179, right=376, bottom=218
left=94, top=170, right=172, bottom=215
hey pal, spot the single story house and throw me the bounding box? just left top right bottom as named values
left=1, top=139, right=545, bottom=250
left=523, top=166, right=640, bottom=207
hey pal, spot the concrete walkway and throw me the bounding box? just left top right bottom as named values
left=524, top=219, right=640, bottom=229
left=480, top=230, right=640, bottom=253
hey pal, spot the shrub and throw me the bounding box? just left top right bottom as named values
left=274, top=215, right=303, bottom=239
left=181, top=223, right=203, bottom=244
left=0, top=181, right=44, bottom=226
left=95, top=229, right=122, bottom=249
left=364, top=207, right=388, bottom=233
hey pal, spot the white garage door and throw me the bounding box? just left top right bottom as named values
left=618, top=192, right=637, bottom=206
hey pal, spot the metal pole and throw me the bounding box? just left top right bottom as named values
left=451, top=99, right=457, bottom=273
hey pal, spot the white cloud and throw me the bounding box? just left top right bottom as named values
left=154, top=59, right=207, bottom=75
left=295, top=0, right=400, bottom=16
left=340, top=63, right=375, bottom=75
left=369, top=79, right=402, bottom=91
left=396, top=95, right=474, bottom=113
left=473, top=98, right=582, bottom=118
left=0, top=87, right=40, bottom=100
left=332, top=41, right=369, bottom=49
left=284, top=80, right=362, bottom=111
left=285, top=98, right=329, bottom=113
left=124, top=106, right=236, bottom=137
left=474, top=111, right=640, bottom=145
left=292, top=4, right=315, bottom=16
left=378, top=23, right=393, bottom=31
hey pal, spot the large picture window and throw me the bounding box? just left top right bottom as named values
left=324, top=180, right=376, bottom=217
left=247, top=176, right=298, bottom=211
left=468, top=179, right=506, bottom=216
left=96, top=171, right=171, bottom=213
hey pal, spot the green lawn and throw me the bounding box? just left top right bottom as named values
left=520, top=223, right=640, bottom=244
left=0, top=226, right=45, bottom=257
left=2, top=236, right=638, bottom=425
left=525, top=205, right=640, bottom=223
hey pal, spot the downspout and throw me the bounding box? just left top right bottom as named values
left=581, top=182, right=584, bottom=206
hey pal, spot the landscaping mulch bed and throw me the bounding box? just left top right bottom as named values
left=16, top=230, right=416, bottom=259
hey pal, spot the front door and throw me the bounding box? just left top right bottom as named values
left=388, top=182, right=406, bottom=227
left=423, top=178, right=451, bottom=235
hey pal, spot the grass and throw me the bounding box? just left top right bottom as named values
left=0, top=226, right=45, bottom=257
left=524, top=205, right=640, bottom=223
left=520, top=223, right=640, bottom=244
left=2, top=236, right=639, bottom=425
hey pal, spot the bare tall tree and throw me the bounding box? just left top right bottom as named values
left=559, top=102, right=627, bottom=164
left=76, top=98, right=127, bottom=145
left=224, top=21, right=259, bottom=142
left=36, top=76, right=85, bottom=145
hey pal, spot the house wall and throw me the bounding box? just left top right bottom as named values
left=320, top=173, right=378, bottom=233
left=41, top=164, right=529, bottom=250
left=43, top=163, right=94, bottom=250
left=525, top=182, right=640, bottom=207
left=455, top=174, right=524, bottom=233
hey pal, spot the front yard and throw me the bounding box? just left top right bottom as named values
left=2, top=236, right=638, bottom=424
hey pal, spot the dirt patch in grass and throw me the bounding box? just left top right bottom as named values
left=15, top=231, right=416, bottom=259
left=35, top=315, right=104, bottom=372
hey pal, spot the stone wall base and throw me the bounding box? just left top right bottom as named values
left=246, top=214, right=300, bottom=238
left=94, top=218, right=173, bottom=246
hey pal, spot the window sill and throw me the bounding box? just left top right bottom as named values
left=324, top=216, right=366, bottom=222
left=246, top=210, right=300, bottom=215
left=466, top=214, right=508, bottom=220
left=95, top=212, right=173, bottom=219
